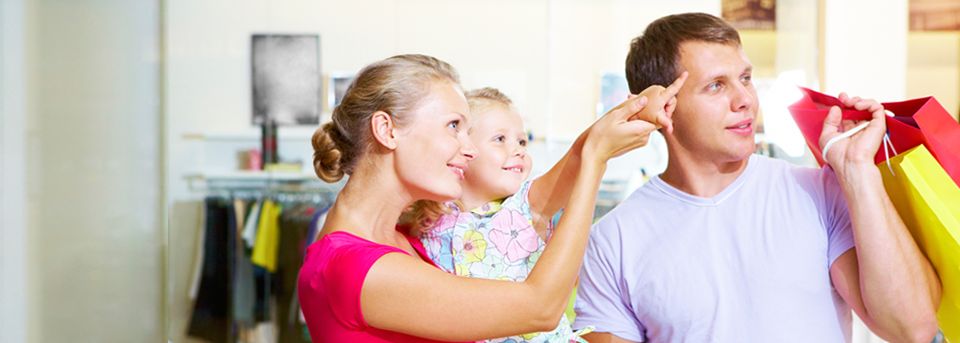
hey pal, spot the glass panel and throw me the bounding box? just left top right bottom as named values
left=25, top=0, right=163, bottom=341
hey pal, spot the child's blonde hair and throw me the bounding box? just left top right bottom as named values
left=400, top=87, right=516, bottom=236
left=463, top=87, right=514, bottom=126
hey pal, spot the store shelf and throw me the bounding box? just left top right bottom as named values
left=182, top=127, right=318, bottom=141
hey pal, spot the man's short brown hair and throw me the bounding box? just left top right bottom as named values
left=626, top=13, right=741, bottom=94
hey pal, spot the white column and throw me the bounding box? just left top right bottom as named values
left=823, top=0, right=908, bottom=101
left=0, top=0, right=28, bottom=342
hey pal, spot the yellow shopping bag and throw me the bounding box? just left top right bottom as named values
left=878, top=145, right=960, bottom=340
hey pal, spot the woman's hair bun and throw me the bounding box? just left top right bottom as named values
left=312, top=121, right=347, bottom=182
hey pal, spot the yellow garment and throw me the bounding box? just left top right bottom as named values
left=251, top=200, right=282, bottom=272
left=878, top=145, right=960, bottom=340
left=566, top=286, right=577, bottom=324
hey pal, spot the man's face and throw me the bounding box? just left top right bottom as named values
left=670, top=40, right=758, bottom=163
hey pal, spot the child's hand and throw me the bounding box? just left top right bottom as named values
left=627, top=72, right=688, bottom=134
left=582, top=73, right=687, bottom=163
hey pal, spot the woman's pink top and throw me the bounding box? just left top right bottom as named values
left=298, top=229, right=469, bottom=343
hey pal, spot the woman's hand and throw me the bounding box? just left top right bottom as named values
left=586, top=72, right=687, bottom=163
left=629, top=72, right=687, bottom=134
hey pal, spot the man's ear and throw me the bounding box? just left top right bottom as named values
left=370, top=111, right=397, bottom=150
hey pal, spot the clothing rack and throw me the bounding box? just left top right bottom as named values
left=185, top=172, right=342, bottom=343
left=186, top=172, right=345, bottom=197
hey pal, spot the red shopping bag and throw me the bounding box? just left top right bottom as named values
left=788, top=87, right=960, bottom=187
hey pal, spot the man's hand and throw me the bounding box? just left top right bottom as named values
left=818, top=93, right=886, bottom=177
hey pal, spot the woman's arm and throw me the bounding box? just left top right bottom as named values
left=360, top=92, right=664, bottom=342
left=527, top=73, right=687, bottom=229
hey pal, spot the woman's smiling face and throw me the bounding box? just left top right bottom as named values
left=393, top=80, right=478, bottom=202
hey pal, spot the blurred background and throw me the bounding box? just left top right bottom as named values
left=1, top=0, right=957, bottom=342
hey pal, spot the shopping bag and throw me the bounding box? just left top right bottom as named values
left=877, top=144, right=960, bottom=340
left=788, top=87, right=960, bottom=187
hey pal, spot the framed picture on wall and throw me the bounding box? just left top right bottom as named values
left=722, top=0, right=776, bottom=31
left=598, top=72, right=631, bottom=119
left=326, top=71, right=355, bottom=113
left=251, top=34, right=321, bottom=126
left=910, top=0, right=960, bottom=31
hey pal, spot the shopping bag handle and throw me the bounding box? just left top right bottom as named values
left=820, top=112, right=899, bottom=177
left=822, top=122, right=871, bottom=159
left=822, top=123, right=899, bottom=177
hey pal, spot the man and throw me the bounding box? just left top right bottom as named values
left=574, top=12, right=941, bottom=343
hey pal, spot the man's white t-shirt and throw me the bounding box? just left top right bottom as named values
left=574, top=155, right=856, bottom=342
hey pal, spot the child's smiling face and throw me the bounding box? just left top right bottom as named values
left=461, top=105, right=533, bottom=204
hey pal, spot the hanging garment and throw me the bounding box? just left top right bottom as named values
left=188, top=201, right=207, bottom=300
left=252, top=200, right=281, bottom=272
left=187, top=198, right=235, bottom=343
left=234, top=199, right=257, bottom=325
left=234, top=198, right=246, bottom=234
left=243, top=199, right=263, bottom=249
left=276, top=206, right=314, bottom=343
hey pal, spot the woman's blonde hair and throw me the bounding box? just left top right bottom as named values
left=312, top=54, right=460, bottom=182
left=400, top=87, right=517, bottom=236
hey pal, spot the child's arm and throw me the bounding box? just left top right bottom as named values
left=527, top=72, right=687, bottom=230
left=525, top=119, right=590, bottom=233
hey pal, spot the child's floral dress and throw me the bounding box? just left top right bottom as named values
left=420, top=180, right=591, bottom=343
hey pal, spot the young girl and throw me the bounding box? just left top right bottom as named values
left=298, top=54, right=683, bottom=343
left=409, top=81, right=684, bottom=343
